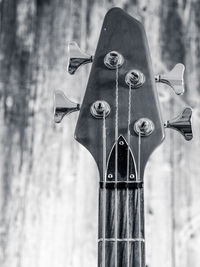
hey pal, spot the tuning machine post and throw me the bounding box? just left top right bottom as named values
left=164, top=107, right=193, bottom=141
left=155, top=63, right=185, bottom=95
left=67, top=42, right=93, bottom=74
left=54, top=90, right=80, bottom=123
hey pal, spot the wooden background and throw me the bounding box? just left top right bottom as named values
left=0, top=0, right=200, bottom=267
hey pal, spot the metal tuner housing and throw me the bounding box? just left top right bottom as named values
left=134, top=118, right=155, bottom=136
left=125, top=69, right=145, bottom=89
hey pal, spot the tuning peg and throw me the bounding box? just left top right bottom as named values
left=67, top=42, right=93, bottom=75
left=155, top=63, right=185, bottom=95
left=164, top=107, right=193, bottom=141
left=54, top=90, right=80, bottom=123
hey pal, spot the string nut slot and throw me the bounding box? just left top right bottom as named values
left=104, top=51, right=124, bottom=69
left=134, top=118, right=154, bottom=136
left=125, top=69, right=145, bottom=89
left=90, top=100, right=111, bottom=119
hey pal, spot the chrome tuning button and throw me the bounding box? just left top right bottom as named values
left=67, top=42, right=93, bottom=75
left=155, top=63, right=185, bottom=95
left=164, top=107, right=193, bottom=141
left=54, top=90, right=80, bottom=123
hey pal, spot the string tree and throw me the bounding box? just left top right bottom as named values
left=54, top=90, right=80, bottom=123
left=164, top=107, right=193, bottom=141
left=67, top=42, right=93, bottom=75
left=155, top=63, right=185, bottom=95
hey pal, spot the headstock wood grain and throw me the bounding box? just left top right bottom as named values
left=54, top=7, right=193, bottom=267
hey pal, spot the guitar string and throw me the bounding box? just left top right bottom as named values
left=102, top=110, right=107, bottom=267
left=126, top=83, right=132, bottom=267
left=138, top=129, right=142, bottom=267
left=115, top=65, right=119, bottom=267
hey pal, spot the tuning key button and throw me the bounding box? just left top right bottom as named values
left=54, top=90, right=80, bottom=123
left=164, top=107, right=193, bottom=141
left=155, top=63, right=185, bottom=95
left=67, top=42, right=93, bottom=75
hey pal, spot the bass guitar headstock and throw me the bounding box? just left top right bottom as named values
left=54, top=7, right=193, bottom=181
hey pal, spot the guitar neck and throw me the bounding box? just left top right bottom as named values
left=56, top=6, right=192, bottom=267
left=98, top=184, right=145, bottom=267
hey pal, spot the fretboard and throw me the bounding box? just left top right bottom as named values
left=98, top=183, right=145, bottom=267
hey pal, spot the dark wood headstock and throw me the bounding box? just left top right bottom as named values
left=75, top=8, right=164, bottom=180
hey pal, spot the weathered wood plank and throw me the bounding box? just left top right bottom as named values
left=0, top=0, right=199, bottom=267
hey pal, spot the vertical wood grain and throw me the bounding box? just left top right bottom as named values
left=0, top=0, right=199, bottom=267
